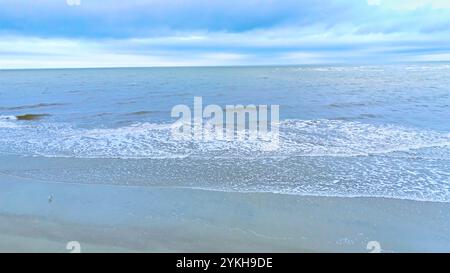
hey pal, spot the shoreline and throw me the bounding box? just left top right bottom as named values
left=0, top=153, right=448, bottom=204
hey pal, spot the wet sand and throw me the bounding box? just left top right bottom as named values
left=1, top=172, right=450, bottom=252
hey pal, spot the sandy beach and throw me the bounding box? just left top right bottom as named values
left=1, top=171, right=449, bottom=253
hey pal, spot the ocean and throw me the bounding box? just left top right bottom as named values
left=0, top=64, right=449, bottom=252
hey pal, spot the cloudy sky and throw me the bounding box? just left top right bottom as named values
left=0, top=0, right=449, bottom=68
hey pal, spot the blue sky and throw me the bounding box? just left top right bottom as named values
left=0, top=0, right=450, bottom=68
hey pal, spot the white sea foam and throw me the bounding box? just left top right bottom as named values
left=0, top=119, right=449, bottom=202
left=2, top=150, right=449, bottom=202
left=0, top=115, right=17, bottom=121
left=310, top=66, right=385, bottom=72
left=405, top=65, right=450, bottom=71
left=0, top=116, right=18, bottom=128
left=0, top=119, right=448, bottom=159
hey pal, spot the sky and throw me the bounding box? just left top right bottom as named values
left=0, top=0, right=449, bottom=68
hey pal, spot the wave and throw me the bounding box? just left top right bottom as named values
left=287, top=64, right=450, bottom=73
left=0, top=115, right=17, bottom=120
left=126, top=110, right=168, bottom=116
left=0, top=118, right=449, bottom=202
left=15, top=114, right=50, bottom=121
left=0, top=116, right=18, bottom=128
left=0, top=118, right=448, bottom=159
left=405, top=65, right=450, bottom=71
left=0, top=103, right=66, bottom=111
left=1, top=151, right=449, bottom=203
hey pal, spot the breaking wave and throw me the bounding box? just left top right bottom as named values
left=0, top=118, right=449, bottom=202
left=0, top=118, right=448, bottom=159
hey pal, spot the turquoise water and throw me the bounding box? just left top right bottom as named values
left=0, top=64, right=449, bottom=202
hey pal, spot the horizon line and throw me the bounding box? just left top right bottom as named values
left=1, top=60, right=449, bottom=71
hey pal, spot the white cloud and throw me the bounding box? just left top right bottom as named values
left=1, top=24, right=449, bottom=69
left=377, top=0, right=450, bottom=10
left=367, top=0, right=381, bottom=6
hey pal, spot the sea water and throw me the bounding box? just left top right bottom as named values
left=1, top=64, right=449, bottom=202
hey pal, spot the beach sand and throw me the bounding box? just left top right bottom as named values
left=1, top=172, right=450, bottom=253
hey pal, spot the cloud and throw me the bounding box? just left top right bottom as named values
left=2, top=0, right=449, bottom=37
left=377, top=0, right=450, bottom=10
left=0, top=0, right=449, bottom=68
